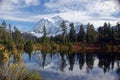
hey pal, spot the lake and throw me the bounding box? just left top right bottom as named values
left=22, top=51, right=120, bottom=80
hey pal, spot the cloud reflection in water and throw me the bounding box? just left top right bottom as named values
left=22, top=51, right=120, bottom=80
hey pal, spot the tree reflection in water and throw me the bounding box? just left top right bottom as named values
left=86, top=53, right=94, bottom=73
left=77, top=53, right=85, bottom=70
left=97, top=52, right=115, bottom=73
left=68, top=52, right=75, bottom=71
left=59, top=51, right=66, bottom=72
left=116, top=60, right=120, bottom=79
left=24, top=49, right=120, bottom=80
left=41, top=50, right=47, bottom=69
left=36, top=50, right=120, bottom=75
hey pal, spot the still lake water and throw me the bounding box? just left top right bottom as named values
left=22, top=51, right=120, bottom=80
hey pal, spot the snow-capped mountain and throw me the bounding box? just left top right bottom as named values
left=32, top=16, right=81, bottom=37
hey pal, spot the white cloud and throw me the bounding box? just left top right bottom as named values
left=58, top=11, right=92, bottom=23
left=57, top=11, right=119, bottom=27
left=0, top=10, right=119, bottom=27
left=11, top=0, right=20, bottom=4
left=33, top=11, right=119, bottom=27
left=44, top=0, right=119, bottom=15
left=0, top=11, right=39, bottom=22
left=0, top=0, right=15, bottom=10
left=0, top=0, right=40, bottom=10
left=0, top=0, right=119, bottom=28
left=25, top=0, right=40, bottom=6
left=88, top=0, right=119, bottom=16
left=0, top=0, right=40, bottom=22
left=44, top=0, right=120, bottom=27
left=44, top=0, right=86, bottom=11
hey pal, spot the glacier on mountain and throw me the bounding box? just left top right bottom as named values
left=32, top=16, right=81, bottom=37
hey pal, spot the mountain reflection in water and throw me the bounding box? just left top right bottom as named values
left=22, top=51, right=120, bottom=80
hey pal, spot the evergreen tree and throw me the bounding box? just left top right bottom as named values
left=86, top=23, right=96, bottom=44
left=116, top=22, right=120, bottom=38
left=12, top=26, right=25, bottom=51
left=98, top=27, right=104, bottom=44
left=61, top=21, right=67, bottom=37
left=77, top=24, right=85, bottom=42
left=43, top=25, right=46, bottom=38
left=1, top=20, right=7, bottom=28
left=61, top=21, right=67, bottom=44
left=69, top=23, right=76, bottom=42
left=24, top=37, right=34, bottom=54
left=43, top=25, right=47, bottom=43
left=1, top=20, right=7, bottom=32
left=111, top=27, right=116, bottom=44
left=8, top=24, right=12, bottom=38
left=104, top=22, right=110, bottom=42
left=0, top=21, right=14, bottom=51
left=103, top=22, right=113, bottom=43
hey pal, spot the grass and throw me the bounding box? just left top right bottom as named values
left=0, top=49, right=42, bottom=80
left=0, top=62, right=42, bottom=80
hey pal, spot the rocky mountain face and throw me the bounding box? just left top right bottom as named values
left=32, top=16, right=81, bottom=37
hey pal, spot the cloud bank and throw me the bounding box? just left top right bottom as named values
left=0, top=0, right=120, bottom=28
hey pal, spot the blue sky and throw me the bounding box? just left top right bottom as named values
left=0, top=0, right=120, bottom=31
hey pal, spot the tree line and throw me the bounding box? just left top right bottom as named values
left=0, top=20, right=33, bottom=54
left=0, top=20, right=120, bottom=52
left=0, top=20, right=42, bottom=80
left=38, top=20, right=120, bottom=50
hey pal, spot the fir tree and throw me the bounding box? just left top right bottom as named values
left=69, top=23, right=76, bottom=42
left=86, top=23, right=96, bottom=44
left=24, top=37, right=34, bottom=54
left=61, top=21, right=67, bottom=44
left=77, top=24, right=85, bottom=42
left=1, top=20, right=7, bottom=28
left=12, top=26, right=25, bottom=51
left=43, top=25, right=47, bottom=43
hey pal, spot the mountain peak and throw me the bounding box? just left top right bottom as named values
left=51, top=16, right=63, bottom=20
left=32, top=15, right=64, bottom=36
left=32, top=15, right=81, bottom=37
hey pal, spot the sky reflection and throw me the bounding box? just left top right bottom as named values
left=22, top=51, right=120, bottom=80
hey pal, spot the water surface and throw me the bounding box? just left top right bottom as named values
left=22, top=51, right=120, bottom=80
